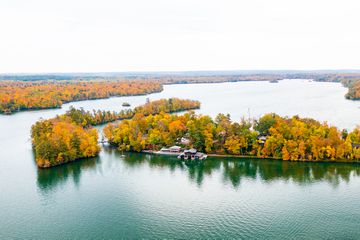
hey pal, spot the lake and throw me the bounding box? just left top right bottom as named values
left=1, top=80, right=360, bottom=239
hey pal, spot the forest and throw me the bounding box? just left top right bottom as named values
left=104, top=111, right=360, bottom=162
left=31, top=98, right=200, bottom=167
left=0, top=80, right=163, bottom=114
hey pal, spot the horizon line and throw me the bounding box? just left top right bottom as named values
left=2, top=69, right=360, bottom=75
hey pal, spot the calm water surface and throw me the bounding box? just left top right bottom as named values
left=1, top=80, right=360, bottom=239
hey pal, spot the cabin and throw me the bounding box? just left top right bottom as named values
left=258, top=135, right=267, bottom=145
left=181, top=137, right=191, bottom=145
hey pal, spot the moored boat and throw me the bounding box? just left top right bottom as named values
left=154, top=146, right=182, bottom=155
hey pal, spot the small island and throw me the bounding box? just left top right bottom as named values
left=122, top=102, right=131, bottom=107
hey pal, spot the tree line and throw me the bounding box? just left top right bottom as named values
left=0, top=80, right=163, bottom=114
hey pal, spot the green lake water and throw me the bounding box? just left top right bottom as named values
left=1, top=80, right=360, bottom=239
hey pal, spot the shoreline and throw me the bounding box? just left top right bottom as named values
left=141, top=150, right=360, bottom=164
left=0, top=89, right=164, bottom=115
left=36, top=147, right=360, bottom=169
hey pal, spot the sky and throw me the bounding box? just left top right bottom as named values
left=0, top=0, right=360, bottom=73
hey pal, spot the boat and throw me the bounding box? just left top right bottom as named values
left=269, top=79, right=279, bottom=83
left=177, top=148, right=207, bottom=161
left=122, top=102, right=131, bottom=107
left=154, top=146, right=182, bottom=155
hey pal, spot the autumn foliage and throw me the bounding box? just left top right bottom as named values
left=0, top=80, right=163, bottom=114
left=133, top=98, right=200, bottom=116
left=31, top=98, right=200, bottom=167
left=3, top=73, right=360, bottom=115
left=31, top=116, right=100, bottom=168
left=345, top=80, right=360, bottom=100
left=104, top=112, right=360, bottom=162
left=63, top=98, right=200, bottom=126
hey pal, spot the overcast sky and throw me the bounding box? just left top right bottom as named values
left=0, top=0, right=359, bottom=73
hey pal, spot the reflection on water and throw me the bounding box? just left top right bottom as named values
left=37, top=156, right=101, bottom=193
left=37, top=146, right=360, bottom=194
left=118, top=151, right=360, bottom=188
left=221, top=159, right=360, bottom=188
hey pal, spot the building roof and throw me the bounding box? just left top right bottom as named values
left=258, top=136, right=267, bottom=141
left=184, top=148, right=197, bottom=154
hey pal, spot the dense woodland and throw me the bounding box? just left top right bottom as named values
left=31, top=116, right=100, bottom=168
left=104, top=111, right=360, bottom=162
left=31, top=98, right=200, bottom=167
left=0, top=80, right=162, bottom=114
